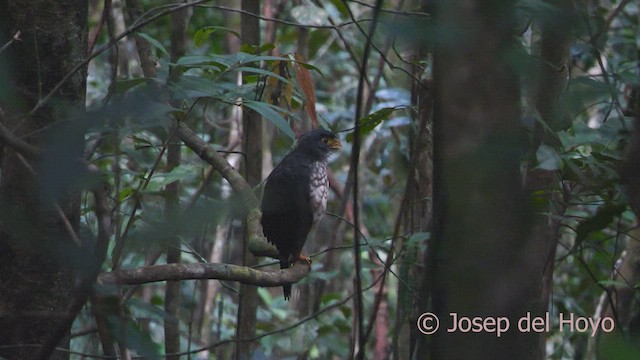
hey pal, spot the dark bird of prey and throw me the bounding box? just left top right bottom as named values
left=260, top=129, right=342, bottom=300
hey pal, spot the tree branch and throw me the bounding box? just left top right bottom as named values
left=0, top=31, right=21, bottom=54
left=176, top=120, right=257, bottom=208
left=125, top=0, right=158, bottom=78
left=175, top=121, right=278, bottom=258
left=98, top=261, right=310, bottom=286
left=28, top=0, right=214, bottom=117
left=0, top=110, right=42, bottom=159
left=35, top=165, right=112, bottom=360
left=195, top=4, right=370, bottom=30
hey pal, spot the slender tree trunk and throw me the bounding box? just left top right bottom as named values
left=430, top=0, right=539, bottom=358
left=0, top=1, right=88, bottom=359
left=396, top=1, right=434, bottom=357
left=236, top=1, right=262, bottom=359
left=526, top=2, right=575, bottom=356
left=164, top=6, right=192, bottom=359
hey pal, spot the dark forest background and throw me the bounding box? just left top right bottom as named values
left=1, top=0, right=639, bottom=359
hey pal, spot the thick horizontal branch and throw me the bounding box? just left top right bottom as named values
left=98, top=261, right=310, bottom=286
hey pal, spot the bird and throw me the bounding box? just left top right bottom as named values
left=260, top=128, right=342, bottom=300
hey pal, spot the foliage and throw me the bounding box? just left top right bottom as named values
left=2, top=0, right=639, bottom=359
left=73, top=0, right=640, bottom=356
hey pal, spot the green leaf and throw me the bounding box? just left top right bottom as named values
left=407, top=232, right=430, bottom=246
left=597, top=279, right=630, bottom=288
left=236, top=66, right=290, bottom=83
left=243, top=74, right=260, bottom=84
left=243, top=100, right=295, bottom=139
left=118, top=187, right=136, bottom=201
left=257, top=287, right=272, bottom=304
left=575, top=204, right=627, bottom=246
left=535, top=144, right=563, bottom=170
left=114, top=78, right=147, bottom=94
left=174, top=55, right=228, bottom=70
left=194, top=28, right=216, bottom=47
left=232, top=52, right=300, bottom=66
left=346, top=107, right=395, bottom=143
left=146, top=164, right=197, bottom=191
left=259, top=43, right=276, bottom=53
left=285, top=53, right=324, bottom=77
left=239, top=43, right=259, bottom=54
left=320, top=293, right=341, bottom=304
left=130, top=135, right=157, bottom=150
left=101, top=94, right=176, bottom=132
left=241, top=43, right=276, bottom=55
left=193, top=26, right=240, bottom=47
left=329, top=0, right=350, bottom=16
left=107, top=315, right=162, bottom=360
left=171, top=75, right=225, bottom=99
left=137, top=32, right=169, bottom=58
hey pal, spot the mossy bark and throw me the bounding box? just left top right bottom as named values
left=0, top=1, right=87, bottom=359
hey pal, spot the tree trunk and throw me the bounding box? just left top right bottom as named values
left=525, top=2, right=575, bottom=357
left=236, top=1, right=262, bottom=359
left=430, top=0, right=540, bottom=358
left=164, top=6, right=192, bottom=359
left=0, top=1, right=87, bottom=359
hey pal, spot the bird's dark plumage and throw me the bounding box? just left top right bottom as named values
left=261, top=129, right=342, bottom=300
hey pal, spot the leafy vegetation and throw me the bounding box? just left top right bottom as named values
left=1, top=0, right=639, bottom=359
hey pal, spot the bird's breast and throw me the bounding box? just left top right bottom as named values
left=309, top=160, right=329, bottom=223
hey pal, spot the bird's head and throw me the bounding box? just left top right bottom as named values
left=297, top=129, right=342, bottom=159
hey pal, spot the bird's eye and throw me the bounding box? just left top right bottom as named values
left=321, top=138, right=328, bottom=144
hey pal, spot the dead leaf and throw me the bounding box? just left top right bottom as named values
left=293, top=53, right=318, bottom=128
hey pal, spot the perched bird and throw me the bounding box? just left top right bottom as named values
left=261, top=129, right=342, bottom=300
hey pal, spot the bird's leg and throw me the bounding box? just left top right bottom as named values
left=295, top=253, right=312, bottom=270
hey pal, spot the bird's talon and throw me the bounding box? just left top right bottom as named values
left=297, top=255, right=312, bottom=270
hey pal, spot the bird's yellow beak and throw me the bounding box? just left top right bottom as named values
left=328, top=138, right=342, bottom=150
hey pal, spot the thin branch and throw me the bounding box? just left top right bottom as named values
left=195, top=4, right=370, bottom=30
left=313, top=2, right=372, bottom=90
left=347, top=0, right=384, bottom=358
left=25, top=0, right=374, bottom=118
left=98, top=261, right=310, bottom=286
left=28, top=0, right=214, bottom=118
left=176, top=120, right=258, bottom=208
left=363, top=76, right=431, bottom=347
left=582, top=10, right=627, bottom=129
left=126, top=0, right=158, bottom=78
left=15, top=153, right=82, bottom=247
left=103, top=0, right=119, bottom=105
left=179, top=269, right=387, bottom=358
left=87, top=5, right=106, bottom=55
left=35, top=166, right=112, bottom=360
left=594, top=0, right=633, bottom=43
left=111, top=128, right=175, bottom=270
left=342, top=0, right=422, bottom=84
left=0, top=110, right=42, bottom=159
left=346, top=0, right=430, bottom=17
left=325, top=212, right=421, bottom=300
left=176, top=120, right=278, bottom=257
left=0, top=31, right=21, bottom=54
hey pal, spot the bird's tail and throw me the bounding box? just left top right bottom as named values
left=280, top=257, right=291, bottom=300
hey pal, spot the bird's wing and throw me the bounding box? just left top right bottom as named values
left=261, top=164, right=302, bottom=215
left=261, top=157, right=314, bottom=256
